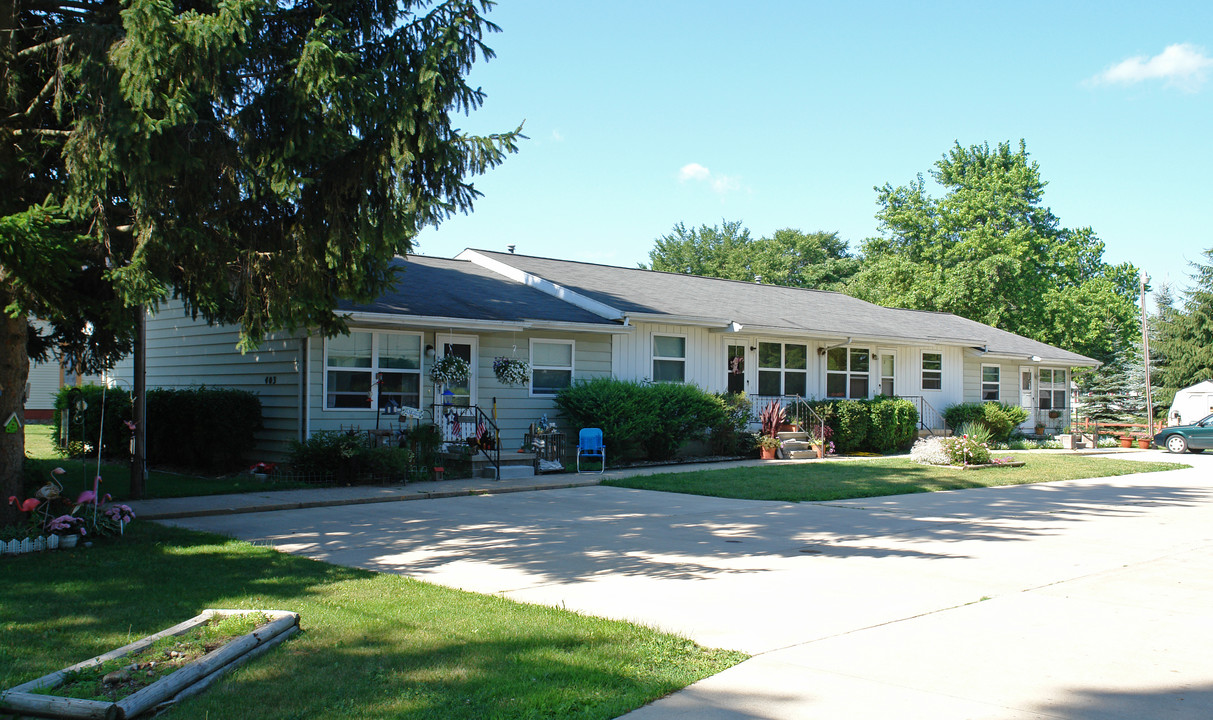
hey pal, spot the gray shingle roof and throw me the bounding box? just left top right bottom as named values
left=337, top=255, right=612, bottom=326
left=468, top=250, right=1098, bottom=366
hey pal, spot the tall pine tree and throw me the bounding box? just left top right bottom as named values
left=1155, top=249, right=1213, bottom=401
left=1, top=0, right=520, bottom=522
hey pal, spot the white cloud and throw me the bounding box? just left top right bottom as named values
left=550, top=129, right=565, bottom=142
left=678, top=162, right=711, bottom=182
left=678, top=162, right=742, bottom=194
left=1090, top=43, right=1213, bottom=91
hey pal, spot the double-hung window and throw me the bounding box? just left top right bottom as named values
left=652, top=335, right=686, bottom=383
left=757, top=342, right=807, bottom=396
left=921, top=352, right=943, bottom=391
left=981, top=365, right=1000, bottom=401
left=531, top=339, right=574, bottom=396
left=326, top=331, right=421, bottom=410
left=826, top=347, right=870, bottom=399
left=1039, top=368, right=1067, bottom=410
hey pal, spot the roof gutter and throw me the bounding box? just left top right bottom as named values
left=341, top=311, right=633, bottom=334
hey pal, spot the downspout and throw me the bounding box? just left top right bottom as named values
left=817, top=337, right=853, bottom=355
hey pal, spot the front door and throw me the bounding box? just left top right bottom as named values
left=726, top=344, right=746, bottom=394
left=879, top=348, right=895, bottom=396
left=437, top=334, right=477, bottom=407
left=1019, top=366, right=1034, bottom=429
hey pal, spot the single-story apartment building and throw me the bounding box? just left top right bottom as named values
left=139, top=249, right=1099, bottom=460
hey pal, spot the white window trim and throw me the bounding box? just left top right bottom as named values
left=921, top=351, right=943, bottom=393
left=323, top=329, right=423, bottom=412
left=757, top=340, right=809, bottom=397
left=651, top=333, right=687, bottom=383
left=529, top=338, right=575, bottom=397
left=981, top=363, right=1001, bottom=402
left=825, top=346, right=872, bottom=399
left=1039, top=367, right=1068, bottom=410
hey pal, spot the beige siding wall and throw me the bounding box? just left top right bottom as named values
left=146, top=303, right=303, bottom=461
left=306, top=326, right=613, bottom=449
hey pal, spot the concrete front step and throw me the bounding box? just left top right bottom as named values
left=777, top=431, right=809, bottom=441
left=482, top=464, right=537, bottom=480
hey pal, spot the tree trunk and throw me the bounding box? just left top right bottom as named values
left=0, top=302, right=29, bottom=527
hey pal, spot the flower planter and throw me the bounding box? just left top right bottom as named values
left=1119, top=436, right=1133, bottom=448
left=1137, top=437, right=1152, bottom=449
left=759, top=447, right=777, bottom=460
left=59, top=534, right=78, bottom=549
left=811, top=443, right=825, bottom=459
left=1, top=609, right=300, bottom=720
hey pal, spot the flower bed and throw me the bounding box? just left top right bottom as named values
left=1, top=609, right=299, bottom=720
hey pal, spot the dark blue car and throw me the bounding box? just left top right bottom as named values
left=1153, top=413, right=1213, bottom=454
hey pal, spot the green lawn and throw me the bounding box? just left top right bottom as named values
left=604, top=455, right=1190, bottom=502
left=22, top=424, right=310, bottom=500
left=0, top=523, right=745, bottom=720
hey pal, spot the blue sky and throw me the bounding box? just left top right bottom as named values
left=417, top=1, right=1213, bottom=300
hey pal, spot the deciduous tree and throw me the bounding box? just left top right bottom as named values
left=848, top=140, right=1138, bottom=363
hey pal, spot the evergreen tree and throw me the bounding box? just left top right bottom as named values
left=1, top=0, right=519, bottom=522
left=1155, top=249, right=1213, bottom=399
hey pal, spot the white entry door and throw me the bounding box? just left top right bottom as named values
left=437, top=334, right=478, bottom=407
left=1019, top=366, right=1035, bottom=428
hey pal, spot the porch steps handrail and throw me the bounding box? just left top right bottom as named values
left=900, top=395, right=944, bottom=435
left=431, top=402, right=501, bottom=480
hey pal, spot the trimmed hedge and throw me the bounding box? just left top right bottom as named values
left=554, top=378, right=731, bottom=463
left=54, top=385, right=262, bottom=471
left=790, top=397, right=918, bottom=454
left=942, top=401, right=1029, bottom=442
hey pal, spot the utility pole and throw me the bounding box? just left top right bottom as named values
left=1140, top=271, right=1154, bottom=437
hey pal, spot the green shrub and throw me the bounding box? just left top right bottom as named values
left=708, top=392, right=755, bottom=456
left=145, top=387, right=263, bottom=470
left=52, top=385, right=132, bottom=459
left=555, top=378, right=729, bottom=463
left=791, top=398, right=918, bottom=454
left=53, top=385, right=262, bottom=471
left=943, top=402, right=1028, bottom=443
left=288, top=431, right=416, bottom=484
left=867, top=397, right=919, bottom=452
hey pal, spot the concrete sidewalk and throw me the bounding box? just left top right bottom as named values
left=125, top=456, right=796, bottom=520
left=126, top=448, right=1152, bottom=520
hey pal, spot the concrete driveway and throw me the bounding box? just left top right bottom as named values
left=166, top=451, right=1213, bottom=719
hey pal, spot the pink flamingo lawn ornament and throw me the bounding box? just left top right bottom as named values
left=7, top=495, right=40, bottom=513
left=75, top=476, right=102, bottom=507
left=35, top=467, right=65, bottom=501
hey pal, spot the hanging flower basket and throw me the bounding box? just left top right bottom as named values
left=428, top=355, right=470, bottom=385
left=493, top=357, right=530, bottom=386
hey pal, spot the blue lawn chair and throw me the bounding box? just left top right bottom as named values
left=577, top=428, right=606, bottom=474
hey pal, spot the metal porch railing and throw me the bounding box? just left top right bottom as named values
left=432, top=402, right=501, bottom=480
left=900, top=395, right=944, bottom=435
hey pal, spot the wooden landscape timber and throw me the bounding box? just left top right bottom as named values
left=1, top=609, right=300, bottom=720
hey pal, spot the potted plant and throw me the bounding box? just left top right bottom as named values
left=45, top=514, right=86, bottom=548
left=492, top=356, right=530, bottom=386
left=757, top=435, right=781, bottom=460
left=809, top=423, right=834, bottom=459
left=1137, top=436, right=1151, bottom=449
left=1034, top=422, right=1045, bottom=436
left=757, top=400, right=786, bottom=459
left=1119, top=435, right=1133, bottom=448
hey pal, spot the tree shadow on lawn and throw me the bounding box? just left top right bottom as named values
left=0, top=523, right=367, bottom=686
left=173, top=624, right=735, bottom=720
left=201, top=479, right=1213, bottom=587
